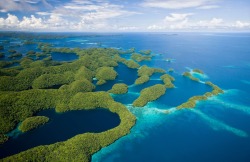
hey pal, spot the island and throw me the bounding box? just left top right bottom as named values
left=135, top=75, right=150, bottom=85
left=183, top=71, right=200, bottom=82
left=193, top=68, right=204, bottom=74
left=131, top=53, right=152, bottom=62
left=133, top=84, right=166, bottom=107
left=18, top=116, right=49, bottom=132
left=160, top=74, right=175, bottom=88
left=108, top=83, right=128, bottom=94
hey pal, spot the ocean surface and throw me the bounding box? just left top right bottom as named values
left=1, top=32, right=250, bottom=161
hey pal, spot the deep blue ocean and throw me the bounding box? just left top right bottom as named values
left=1, top=32, right=250, bottom=161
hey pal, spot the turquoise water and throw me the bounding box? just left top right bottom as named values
left=1, top=32, right=250, bottom=161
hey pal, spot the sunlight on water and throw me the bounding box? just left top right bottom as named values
left=208, top=89, right=250, bottom=115
left=241, top=80, right=250, bottom=85
left=211, top=98, right=250, bottom=115
left=191, top=109, right=248, bottom=137
left=92, top=103, right=176, bottom=162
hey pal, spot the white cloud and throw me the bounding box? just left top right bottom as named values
left=0, top=9, right=7, bottom=13
left=196, top=18, right=223, bottom=28
left=141, top=0, right=218, bottom=9
left=197, top=5, right=220, bottom=9
left=4, top=13, right=19, bottom=26
left=147, top=25, right=165, bottom=30
left=164, top=13, right=193, bottom=22
left=118, top=26, right=139, bottom=30
left=25, top=0, right=40, bottom=4
left=233, top=21, right=250, bottom=28
left=19, top=15, right=46, bottom=29
left=147, top=15, right=250, bottom=31
left=0, top=0, right=52, bottom=12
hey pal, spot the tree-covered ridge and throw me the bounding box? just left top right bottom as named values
left=135, top=75, right=150, bottom=85
left=108, top=83, right=128, bottom=94
left=133, top=84, right=166, bottom=107
left=138, top=65, right=165, bottom=77
left=19, top=116, right=49, bottom=132
left=131, top=53, right=152, bottom=62
left=95, top=67, right=117, bottom=85
left=183, top=71, right=200, bottom=82
left=139, top=49, right=151, bottom=55
left=160, top=74, right=175, bottom=88
left=193, top=68, right=204, bottom=74
left=133, top=65, right=166, bottom=85
left=176, top=79, right=224, bottom=109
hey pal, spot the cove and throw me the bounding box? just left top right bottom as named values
left=0, top=108, right=120, bottom=159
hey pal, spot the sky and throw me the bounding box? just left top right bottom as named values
left=0, top=0, right=250, bottom=32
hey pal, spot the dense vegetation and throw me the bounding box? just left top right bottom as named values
left=19, top=116, right=49, bottom=132
left=0, top=134, right=8, bottom=145
left=0, top=47, right=137, bottom=161
left=135, top=75, right=150, bottom=85
left=139, top=50, right=151, bottom=55
left=183, top=71, right=200, bottom=82
left=133, top=84, right=166, bottom=107
left=138, top=65, right=165, bottom=77
left=131, top=53, right=152, bottom=62
left=193, top=68, right=204, bottom=74
left=95, top=67, right=117, bottom=85
left=113, top=55, right=140, bottom=69
left=176, top=81, right=224, bottom=109
left=160, top=74, right=175, bottom=88
left=108, top=83, right=128, bottom=94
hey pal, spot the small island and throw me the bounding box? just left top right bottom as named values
left=134, top=75, right=150, bottom=85
left=18, top=116, right=49, bottom=132
left=108, top=83, right=128, bottom=94
left=131, top=53, right=152, bottom=62
left=139, top=49, right=151, bottom=55
left=160, top=74, right=175, bottom=88
left=193, top=68, right=204, bottom=74
left=133, top=84, right=166, bottom=107
left=183, top=71, right=200, bottom=82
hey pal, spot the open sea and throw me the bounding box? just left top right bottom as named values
left=1, top=32, right=250, bottom=161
